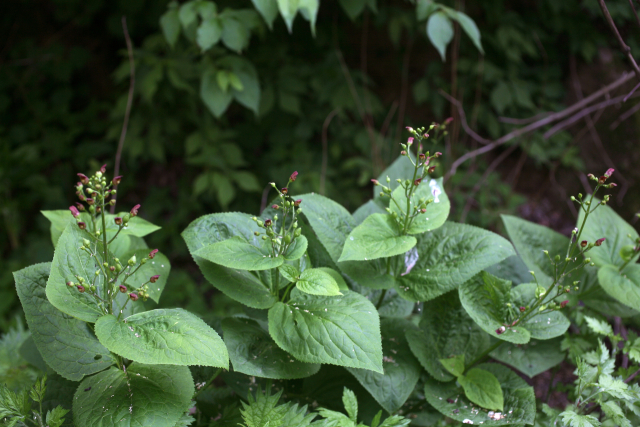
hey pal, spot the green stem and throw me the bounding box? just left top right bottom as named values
left=100, top=196, right=110, bottom=311
left=193, top=368, right=222, bottom=399
left=375, top=289, right=388, bottom=309
left=465, top=340, right=503, bottom=371
left=281, top=282, right=295, bottom=302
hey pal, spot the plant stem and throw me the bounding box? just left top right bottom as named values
left=375, top=289, right=387, bottom=309
left=465, top=340, right=503, bottom=370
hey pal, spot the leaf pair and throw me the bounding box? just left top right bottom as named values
left=439, top=354, right=504, bottom=411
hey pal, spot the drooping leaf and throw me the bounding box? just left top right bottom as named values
left=277, top=0, right=298, bottom=32
left=252, top=0, right=279, bottom=29
left=389, top=178, right=450, bottom=235
left=439, top=354, right=465, bottom=377
left=222, top=317, right=320, bottom=379
left=426, top=11, right=453, bottom=61
left=160, top=8, right=182, bottom=48
left=339, top=0, right=367, bottom=20
left=284, top=235, right=308, bottom=261
left=296, top=268, right=342, bottom=296
left=347, top=319, right=422, bottom=413
left=459, top=272, right=531, bottom=344
left=201, top=66, right=233, bottom=117
left=221, top=16, right=250, bottom=53
left=95, top=309, right=229, bottom=368
left=197, top=17, right=223, bottom=51
left=445, top=9, right=483, bottom=53
left=339, top=214, right=417, bottom=262
left=15, top=263, right=114, bottom=381
left=406, top=291, right=490, bottom=382
left=577, top=199, right=639, bottom=268
left=458, top=368, right=504, bottom=411
left=73, top=363, right=194, bottom=427
left=491, top=338, right=565, bottom=378
left=45, top=224, right=106, bottom=323
left=268, top=290, right=383, bottom=373
left=425, top=363, right=535, bottom=425
left=195, top=236, right=283, bottom=271
left=396, top=222, right=515, bottom=302
left=597, top=264, right=640, bottom=312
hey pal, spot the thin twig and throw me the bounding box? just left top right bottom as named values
left=440, top=92, right=492, bottom=145
left=610, top=100, right=640, bottom=129
left=597, top=0, right=640, bottom=76
left=442, top=70, right=636, bottom=178
left=624, top=80, right=640, bottom=102
left=112, top=16, right=135, bottom=214
left=320, top=109, right=340, bottom=195
left=629, top=0, right=640, bottom=28
left=625, top=367, right=640, bottom=383
left=499, top=112, right=552, bottom=125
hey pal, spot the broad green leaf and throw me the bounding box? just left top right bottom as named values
left=346, top=319, right=422, bottom=413
left=179, top=1, right=198, bottom=28
left=252, top=0, right=279, bottom=29
left=406, top=291, right=490, bottom=382
left=502, top=215, right=574, bottom=286
left=277, top=0, right=298, bottom=32
left=299, top=193, right=356, bottom=263
left=426, top=11, right=453, bottom=61
left=511, top=283, right=570, bottom=340
left=106, top=212, right=161, bottom=238
left=222, top=317, right=320, bottom=379
left=576, top=265, right=638, bottom=317
left=95, top=309, right=229, bottom=368
left=160, top=8, right=181, bottom=48
left=584, top=316, right=613, bottom=337
left=396, top=222, right=515, bottom=302
left=445, top=9, right=483, bottom=53
left=285, top=235, right=308, bottom=260
left=439, top=354, right=464, bottom=377
left=279, top=264, right=300, bottom=282
left=121, top=248, right=170, bottom=303
left=182, top=212, right=278, bottom=309
left=41, top=210, right=90, bottom=247
left=459, top=272, right=531, bottom=344
left=197, top=17, right=222, bottom=51
left=389, top=178, right=450, bottom=235
left=73, top=363, right=194, bottom=427
left=296, top=268, right=342, bottom=296
left=374, top=155, right=416, bottom=199
left=597, top=263, right=640, bottom=311
left=15, top=263, right=114, bottom=381
left=19, top=336, right=52, bottom=374
left=201, top=66, right=233, bottom=117
left=339, top=0, right=366, bottom=20
left=485, top=255, right=532, bottom=286
left=197, top=1, right=218, bottom=19
left=316, top=267, right=349, bottom=291
left=340, top=258, right=395, bottom=290
left=45, top=224, right=105, bottom=322
left=339, top=214, right=417, bottom=262
left=577, top=200, right=639, bottom=267
left=298, top=0, right=319, bottom=35
left=425, top=363, right=535, bottom=425
left=491, top=338, right=565, bottom=378
left=353, top=199, right=386, bottom=226
left=416, top=0, right=438, bottom=21
left=268, top=290, right=383, bottom=373
left=221, top=17, right=250, bottom=52
left=195, top=236, right=283, bottom=271
left=458, top=368, right=504, bottom=411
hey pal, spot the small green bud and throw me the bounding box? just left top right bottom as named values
left=386, top=176, right=391, bottom=183
left=574, top=286, right=580, bottom=291
left=128, top=255, right=137, bottom=266
left=257, top=220, right=264, bottom=227
left=294, top=228, right=302, bottom=237
left=535, top=285, right=546, bottom=298
left=83, top=239, right=91, bottom=247
left=140, top=258, right=147, bottom=265
left=554, top=255, right=561, bottom=262
left=103, top=262, right=108, bottom=268
left=96, top=171, right=103, bottom=178
left=90, top=285, right=96, bottom=292
left=122, top=213, right=131, bottom=223
left=95, top=230, right=101, bottom=237
left=66, top=281, right=74, bottom=287
left=95, top=270, right=100, bottom=276
left=262, top=235, right=268, bottom=240
left=543, top=250, right=549, bottom=255
left=284, top=235, right=292, bottom=244
left=539, top=305, right=547, bottom=311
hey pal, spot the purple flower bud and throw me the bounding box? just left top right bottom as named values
left=414, top=179, right=422, bottom=186
left=428, top=166, right=436, bottom=174
left=434, top=152, right=442, bottom=158
left=604, top=168, right=615, bottom=178
left=100, top=164, right=107, bottom=174
left=294, top=199, right=302, bottom=207
left=290, top=171, right=298, bottom=182
left=130, top=204, right=140, bottom=217
left=400, top=150, right=407, bottom=156
left=148, top=249, right=158, bottom=259
left=77, top=285, right=85, bottom=293
left=110, top=266, right=115, bottom=272
left=419, top=153, right=426, bottom=162
left=150, top=275, right=160, bottom=283
left=445, top=117, right=454, bottom=124
left=420, top=208, right=427, bottom=213
left=113, top=175, right=122, bottom=185
left=598, top=176, right=606, bottom=184
left=519, top=306, right=526, bottom=312
left=281, top=188, right=288, bottom=195
left=595, top=238, right=606, bottom=246
left=86, top=198, right=94, bottom=205
left=78, top=222, right=86, bottom=230
left=119, top=285, right=127, bottom=293
left=560, top=300, right=569, bottom=308
left=114, top=217, right=123, bottom=226
left=75, top=202, right=85, bottom=211
left=271, top=204, right=280, bottom=210
left=129, top=293, right=139, bottom=301
left=264, top=219, right=272, bottom=227
left=580, top=240, right=587, bottom=247
left=407, top=137, right=414, bottom=145
left=371, top=179, right=380, bottom=186
left=77, top=173, right=90, bottom=185
left=69, top=206, right=80, bottom=218
left=496, top=326, right=506, bottom=335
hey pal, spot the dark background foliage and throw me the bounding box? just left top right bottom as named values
left=2, top=0, right=640, bottom=330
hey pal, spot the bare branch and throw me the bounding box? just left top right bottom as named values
left=597, top=0, right=640, bottom=77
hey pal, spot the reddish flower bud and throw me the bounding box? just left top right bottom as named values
left=428, top=166, right=436, bottom=174
left=423, top=133, right=429, bottom=138
left=112, top=175, right=122, bottom=185
left=405, top=126, right=414, bottom=132
left=496, top=326, right=506, bottom=335
left=78, top=222, right=86, bottom=230
left=119, top=285, right=127, bottom=293
left=598, top=176, right=606, bottom=184
left=130, top=204, right=140, bottom=217
left=595, top=238, right=606, bottom=246
left=444, top=117, right=454, bottom=124
left=114, top=217, right=123, bottom=226
left=419, top=153, right=426, bottom=162
left=77, top=285, right=85, bottom=293
left=434, top=152, right=442, bottom=157
left=604, top=168, right=615, bottom=178
left=86, top=198, right=94, bottom=205
left=400, top=150, right=407, bottom=156
left=66, top=281, right=74, bottom=287
left=407, top=137, right=414, bottom=145
left=69, top=206, right=80, bottom=218
left=519, top=306, right=526, bottom=312
left=290, top=171, right=298, bottom=182
left=75, top=202, right=85, bottom=211
left=414, top=179, right=422, bottom=186
left=77, top=173, right=90, bottom=185
left=96, top=207, right=101, bottom=214
left=78, top=193, right=86, bottom=201
left=420, top=208, right=427, bottom=213
left=264, top=219, right=272, bottom=227
left=100, top=164, right=107, bottom=173
left=294, top=199, right=302, bottom=207
left=150, top=275, right=160, bottom=283
left=271, top=204, right=280, bottom=210
left=281, top=188, right=288, bottom=195
left=580, top=240, right=588, bottom=247
left=110, top=266, right=115, bottom=272
left=560, top=300, right=569, bottom=308
left=149, top=249, right=159, bottom=259
left=129, top=293, right=139, bottom=301
left=371, top=179, right=380, bottom=185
